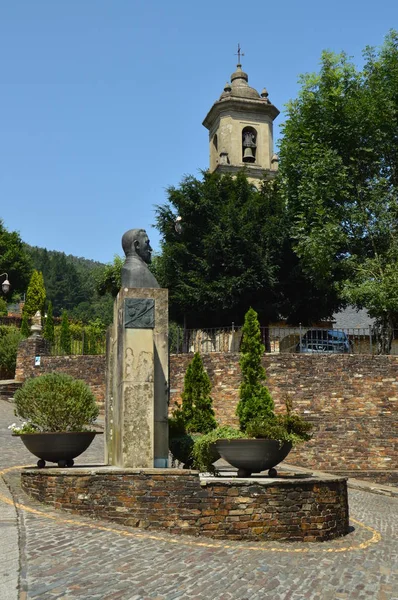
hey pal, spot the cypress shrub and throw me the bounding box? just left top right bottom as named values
left=180, top=352, right=216, bottom=434
left=236, top=307, right=274, bottom=431
left=20, top=312, right=30, bottom=338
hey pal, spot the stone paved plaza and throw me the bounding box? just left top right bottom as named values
left=1, top=399, right=397, bottom=599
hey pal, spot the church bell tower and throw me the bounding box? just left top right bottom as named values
left=202, top=50, right=280, bottom=186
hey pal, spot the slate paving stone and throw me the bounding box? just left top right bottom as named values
left=1, top=399, right=398, bottom=599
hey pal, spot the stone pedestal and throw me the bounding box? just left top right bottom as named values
left=105, top=287, right=169, bottom=468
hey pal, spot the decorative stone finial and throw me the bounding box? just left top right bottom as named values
left=30, top=311, right=42, bottom=338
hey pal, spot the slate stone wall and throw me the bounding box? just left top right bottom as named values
left=15, top=344, right=398, bottom=472
left=21, top=468, right=349, bottom=542
left=15, top=338, right=106, bottom=410
left=170, top=353, right=398, bottom=472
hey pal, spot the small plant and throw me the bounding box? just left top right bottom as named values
left=237, top=307, right=274, bottom=431
left=13, top=372, right=99, bottom=432
left=8, top=422, right=39, bottom=435
left=192, top=426, right=247, bottom=473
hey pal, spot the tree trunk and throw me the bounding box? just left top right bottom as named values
left=375, top=315, right=394, bottom=355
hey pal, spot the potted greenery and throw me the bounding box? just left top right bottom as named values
left=169, top=352, right=217, bottom=467
left=197, top=308, right=312, bottom=477
left=10, top=372, right=102, bottom=468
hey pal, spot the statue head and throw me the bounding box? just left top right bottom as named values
left=121, top=229, right=153, bottom=264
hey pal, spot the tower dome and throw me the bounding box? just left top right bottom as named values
left=220, top=64, right=260, bottom=100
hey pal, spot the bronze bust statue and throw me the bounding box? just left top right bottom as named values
left=121, top=228, right=160, bottom=289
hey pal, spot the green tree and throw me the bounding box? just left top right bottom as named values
left=23, top=270, right=46, bottom=318
left=237, top=308, right=274, bottom=431
left=155, top=171, right=332, bottom=329
left=0, top=325, right=23, bottom=379
left=60, top=311, right=72, bottom=354
left=0, top=298, right=7, bottom=316
left=0, top=220, right=32, bottom=298
left=96, top=255, right=123, bottom=298
left=20, top=312, right=30, bottom=337
left=43, top=301, right=55, bottom=344
left=279, top=30, right=398, bottom=352
left=179, top=352, right=216, bottom=434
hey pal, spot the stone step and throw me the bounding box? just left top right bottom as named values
left=0, top=380, right=23, bottom=402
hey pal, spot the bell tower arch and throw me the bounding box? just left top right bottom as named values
left=203, top=57, right=280, bottom=186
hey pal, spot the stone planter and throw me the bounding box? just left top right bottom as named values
left=215, top=438, right=292, bottom=477
left=16, top=431, right=102, bottom=468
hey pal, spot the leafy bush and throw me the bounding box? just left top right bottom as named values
left=192, top=426, right=247, bottom=473
left=237, top=308, right=274, bottom=431
left=0, top=325, right=23, bottom=378
left=0, top=298, right=8, bottom=316
left=14, top=373, right=99, bottom=432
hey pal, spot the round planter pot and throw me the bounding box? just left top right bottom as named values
left=215, top=438, right=292, bottom=477
left=17, top=431, right=102, bottom=468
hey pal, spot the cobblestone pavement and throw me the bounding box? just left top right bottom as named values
left=1, top=399, right=398, bottom=599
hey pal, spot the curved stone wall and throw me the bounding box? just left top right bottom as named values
left=21, top=468, right=349, bottom=542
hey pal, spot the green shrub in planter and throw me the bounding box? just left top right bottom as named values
left=237, top=308, right=275, bottom=431
left=192, top=426, right=247, bottom=473
left=14, top=372, right=99, bottom=433
left=180, top=352, right=217, bottom=434
left=245, top=395, right=313, bottom=445
left=169, top=352, right=216, bottom=466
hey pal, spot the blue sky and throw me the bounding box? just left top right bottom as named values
left=1, top=0, right=396, bottom=263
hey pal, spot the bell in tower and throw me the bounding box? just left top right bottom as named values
left=242, top=129, right=257, bottom=163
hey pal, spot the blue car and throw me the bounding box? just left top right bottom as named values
left=296, top=329, right=353, bottom=354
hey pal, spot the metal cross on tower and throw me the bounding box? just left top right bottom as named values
left=235, top=43, right=244, bottom=64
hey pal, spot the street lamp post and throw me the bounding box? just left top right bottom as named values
left=0, top=273, right=10, bottom=294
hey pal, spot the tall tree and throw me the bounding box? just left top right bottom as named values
left=155, top=171, right=333, bottom=328
left=279, top=30, right=398, bottom=352
left=23, top=270, right=46, bottom=317
left=0, top=220, right=32, bottom=297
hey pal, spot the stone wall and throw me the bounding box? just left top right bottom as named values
left=15, top=338, right=106, bottom=410
left=15, top=342, right=398, bottom=473
left=21, top=468, right=349, bottom=542
left=170, top=353, right=398, bottom=473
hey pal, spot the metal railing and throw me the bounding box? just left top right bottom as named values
left=46, top=324, right=398, bottom=356
left=49, top=332, right=106, bottom=356
left=170, top=325, right=398, bottom=356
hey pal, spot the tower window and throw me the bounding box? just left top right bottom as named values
left=242, top=127, right=257, bottom=163
left=213, top=134, right=218, bottom=151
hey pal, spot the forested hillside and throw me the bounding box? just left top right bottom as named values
left=25, top=245, right=114, bottom=325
